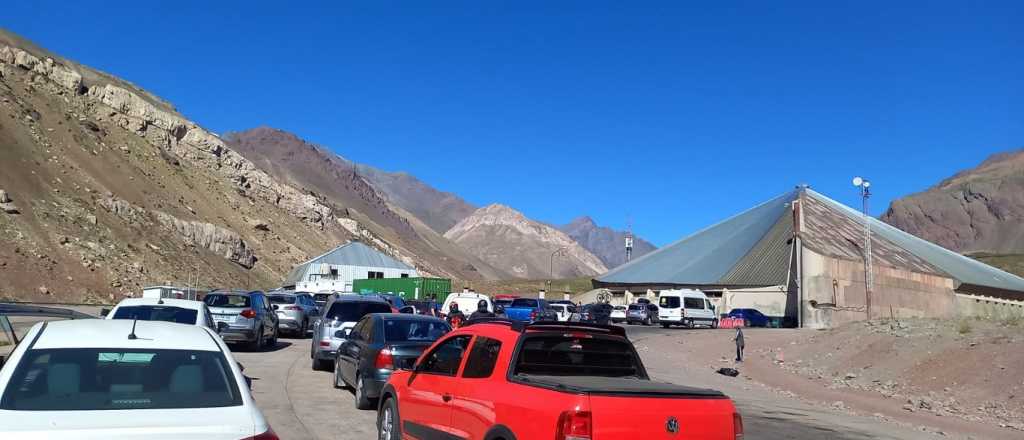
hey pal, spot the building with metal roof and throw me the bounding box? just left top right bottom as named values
left=594, top=186, right=1024, bottom=328
left=282, top=241, right=417, bottom=292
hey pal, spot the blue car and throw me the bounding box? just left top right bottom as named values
left=727, top=308, right=770, bottom=327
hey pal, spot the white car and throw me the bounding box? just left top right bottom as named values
left=610, top=305, right=627, bottom=323
left=549, top=303, right=579, bottom=322
left=105, top=297, right=217, bottom=330
left=0, top=319, right=277, bottom=439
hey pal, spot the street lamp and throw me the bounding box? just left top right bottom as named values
left=853, top=177, right=872, bottom=319
left=548, top=247, right=569, bottom=288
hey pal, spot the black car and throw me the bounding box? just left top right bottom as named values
left=333, top=313, right=450, bottom=409
left=579, top=302, right=613, bottom=325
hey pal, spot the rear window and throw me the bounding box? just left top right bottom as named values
left=683, top=297, right=705, bottom=309
left=204, top=295, right=250, bottom=308
left=326, top=301, right=391, bottom=322
left=382, top=319, right=450, bottom=342
left=511, top=299, right=538, bottom=308
left=659, top=296, right=680, bottom=308
left=628, top=304, right=644, bottom=311
left=268, top=295, right=295, bottom=304
left=513, top=335, right=642, bottom=378
left=111, top=306, right=198, bottom=325
left=0, top=348, right=241, bottom=411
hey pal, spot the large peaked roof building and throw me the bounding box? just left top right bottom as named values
left=283, top=241, right=417, bottom=292
left=595, top=187, right=1024, bottom=328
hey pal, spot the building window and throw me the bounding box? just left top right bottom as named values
left=401, top=273, right=409, bottom=278
left=330, top=268, right=339, bottom=280
left=368, top=271, right=384, bottom=279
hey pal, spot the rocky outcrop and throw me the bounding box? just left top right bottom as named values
left=558, top=216, right=657, bottom=269
left=0, top=189, right=17, bottom=214
left=445, top=204, right=608, bottom=278
left=153, top=212, right=256, bottom=269
left=882, top=149, right=1024, bottom=255
left=0, top=46, right=82, bottom=92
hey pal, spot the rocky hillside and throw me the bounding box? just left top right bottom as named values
left=224, top=127, right=507, bottom=281
left=0, top=30, right=462, bottom=302
left=355, top=164, right=476, bottom=235
left=558, top=216, right=656, bottom=269
left=882, top=149, right=1024, bottom=272
left=444, top=204, right=608, bottom=279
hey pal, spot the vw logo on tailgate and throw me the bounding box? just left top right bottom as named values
left=666, top=416, right=680, bottom=434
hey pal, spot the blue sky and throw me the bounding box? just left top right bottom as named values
left=5, top=1, right=1021, bottom=246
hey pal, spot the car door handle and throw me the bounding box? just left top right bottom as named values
left=442, top=393, right=452, bottom=402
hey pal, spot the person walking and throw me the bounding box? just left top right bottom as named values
left=468, top=299, right=495, bottom=320
left=734, top=327, right=745, bottom=362
left=446, top=302, right=466, bottom=328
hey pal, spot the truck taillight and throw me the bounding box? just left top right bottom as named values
left=556, top=410, right=592, bottom=440
left=240, top=309, right=256, bottom=319
left=375, top=346, right=395, bottom=370
left=241, top=427, right=279, bottom=440
left=734, top=412, right=744, bottom=439
left=529, top=310, right=537, bottom=321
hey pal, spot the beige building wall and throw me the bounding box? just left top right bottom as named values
left=956, top=293, right=1024, bottom=320
left=801, top=247, right=956, bottom=329
left=719, top=286, right=788, bottom=317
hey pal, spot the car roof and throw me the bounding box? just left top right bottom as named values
left=31, top=319, right=221, bottom=351
left=208, top=289, right=263, bottom=296
left=329, top=294, right=387, bottom=303
left=371, top=313, right=446, bottom=322
left=114, top=298, right=205, bottom=310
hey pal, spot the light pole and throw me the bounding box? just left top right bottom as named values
left=853, top=177, right=872, bottom=319
left=548, top=247, right=568, bottom=290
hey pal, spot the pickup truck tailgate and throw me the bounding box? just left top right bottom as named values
left=504, top=308, right=533, bottom=322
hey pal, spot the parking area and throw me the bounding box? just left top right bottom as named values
left=233, top=325, right=945, bottom=440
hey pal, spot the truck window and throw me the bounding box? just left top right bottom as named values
left=420, top=335, right=471, bottom=376
left=659, top=296, right=680, bottom=308
left=683, top=297, right=705, bottom=309
left=510, top=298, right=538, bottom=308
left=325, top=302, right=391, bottom=322
left=513, top=335, right=643, bottom=378
left=462, top=337, right=502, bottom=378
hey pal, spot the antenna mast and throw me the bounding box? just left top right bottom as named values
left=624, top=216, right=634, bottom=263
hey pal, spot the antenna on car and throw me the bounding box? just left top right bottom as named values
left=128, top=319, right=139, bottom=340
left=157, top=297, right=164, bottom=305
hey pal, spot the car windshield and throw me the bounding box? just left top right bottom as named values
left=111, top=306, right=198, bottom=325
left=510, top=298, right=538, bottom=308
left=382, top=319, right=450, bottom=342
left=0, top=348, right=241, bottom=411
left=203, top=294, right=250, bottom=308
left=514, top=335, right=643, bottom=378
left=326, top=301, right=391, bottom=322
left=268, top=295, right=296, bottom=304
left=659, top=296, right=681, bottom=308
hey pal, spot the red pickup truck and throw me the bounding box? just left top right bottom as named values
left=376, top=319, right=743, bottom=439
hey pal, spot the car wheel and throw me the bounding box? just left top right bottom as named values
left=267, top=328, right=278, bottom=348
left=247, top=328, right=263, bottom=352
left=378, top=398, right=400, bottom=440
left=711, top=319, right=719, bottom=329
left=301, top=319, right=309, bottom=337
left=355, top=375, right=374, bottom=410
left=661, top=323, right=670, bottom=329
left=312, top=355, right=329, bottom=371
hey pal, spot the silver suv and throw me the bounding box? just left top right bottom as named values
left=268, top=291, right=320, bottom=337
left=310, top=294, right=392, bottom=371
left=204, top=290, right=279, bottom=350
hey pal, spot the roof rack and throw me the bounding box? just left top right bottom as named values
left=460, top=318, right=626, bottom=337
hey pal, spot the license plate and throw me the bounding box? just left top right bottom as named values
left=213, top=314, right=235, bottom=323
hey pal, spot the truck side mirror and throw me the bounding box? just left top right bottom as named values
left=217, top=321, right=229, bottom=334
left=272, top=304, right=279, bottom=310
left=99, top=308, right=110, bottom=317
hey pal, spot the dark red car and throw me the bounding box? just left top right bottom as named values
left=376, top=319, right=743, bottom=439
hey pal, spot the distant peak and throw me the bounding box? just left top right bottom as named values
left=568, top=216, right=597, bottom=228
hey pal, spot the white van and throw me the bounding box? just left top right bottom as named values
left=657, top=289, right=717, bottom=328
left=441, top=292, right=492, bottom=316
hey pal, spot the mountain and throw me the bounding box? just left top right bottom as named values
left=882, top=148, right=1024, bottom=275
left=224, top=127, right=507, bottom=281
left=559, top=216, right=657, bottom=268
left=444, top=204, right=608, bottom=279
left=355, top=164, right=476, bottom=234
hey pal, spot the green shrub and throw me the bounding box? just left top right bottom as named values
left=957, top=319, right=972, bottom=334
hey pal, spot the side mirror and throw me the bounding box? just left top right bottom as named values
left=272, top=304, right=279, bottom=310
left=99, top=308, right=110, bottom=317
left=334, top=328, right=352, bottom=339
left=237, top=362, right=246, bottom=372
left=217, top=321, right=229, bottom=334
left=399, top=306, right=416, bottom=314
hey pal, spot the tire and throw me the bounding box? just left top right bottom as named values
left=354, top=375, right=374, bottom=410
left=711, top=319, right=719, bottom=329
left=266, top=327, right=278, bottom=348
left=301, top=319, right=309, bottom=337
left=377, top=398, right=400, bottom=440
left=661, top=323, right=670, bottom=329
left=247, top=328, right=263, bottom=352
left=312, top=355, right=330, bottom=371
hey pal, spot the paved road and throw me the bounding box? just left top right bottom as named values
left=233, top=326, right=944, bottom=440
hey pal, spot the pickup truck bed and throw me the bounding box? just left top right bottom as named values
left=515, top=375, right=726, bottom=398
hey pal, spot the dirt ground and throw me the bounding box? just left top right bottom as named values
left=631, top=318, right=1024, bottom=439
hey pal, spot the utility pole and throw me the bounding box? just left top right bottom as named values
left=853, top=177, right=873, bottom=319
left=624, top=217, right=634, bottom=263
left=548, top=247, right=568, bottom=290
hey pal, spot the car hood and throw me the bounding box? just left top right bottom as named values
left=0, top=406, right=258, bottom=439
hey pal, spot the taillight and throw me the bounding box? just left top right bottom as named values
left=240, top=309, right=256, bottom=319
left=734, top=412, right=744, bottom=439
left=319, top=341, right=331, bottom=347
left=241, top=427, right=279, bottom=440
left=529, top=310, right=538, bottom=321
left=556, top=410, right=592, bottom=440
left=375, top=346, right=394, bottom=370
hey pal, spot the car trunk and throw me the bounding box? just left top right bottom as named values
left=0, top=406, right=256, bottom=439
left=207, top=306, right=253, bottom=328
left=519, top=376, right=736, bottom=439
left=384, top=341, right=433, bottom=370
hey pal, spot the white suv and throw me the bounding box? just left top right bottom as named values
left=105, top=297, right=216, bottom=330
left=0, top=319, right=277, bottom=439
